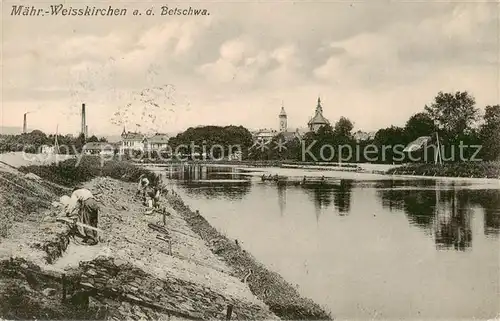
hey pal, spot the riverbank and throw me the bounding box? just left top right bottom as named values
left=167, top=194, right=332, bottom=320
left=0, top=161, right=277, bottom=319
left=0, top=157, right=332, bottom=320
left=386, top=162, right=500, bottom=179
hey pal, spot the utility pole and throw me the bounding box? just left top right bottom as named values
left=435, top=131, right=443, bottom=165
left=54, top=125, right=60, bottom=155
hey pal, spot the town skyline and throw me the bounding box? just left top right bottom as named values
left=2, top=1, right=498, bottom=136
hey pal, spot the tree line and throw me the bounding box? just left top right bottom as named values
left=0, top=131, right=107, bottom=154
left=250, top=91, right=499, bottom=163
left=1, top=91, right=498, bottom=163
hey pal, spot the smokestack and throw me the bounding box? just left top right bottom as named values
left=81, top=103, right=86, bottom=138
left=85, top=125, right=88, bottom=139
left=23, top=113, right=27, bottom=134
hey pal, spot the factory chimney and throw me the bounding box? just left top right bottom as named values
left=81, top=103, right=86, bottom=139
left=23, top=113, right=27, bottom=134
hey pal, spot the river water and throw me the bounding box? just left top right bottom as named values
left=154, top=164, right=500, bottom=320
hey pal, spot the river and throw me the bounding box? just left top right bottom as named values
left=153, top=164, right=500, bottom=320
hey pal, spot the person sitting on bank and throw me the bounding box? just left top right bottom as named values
left=64, top=187, right=99, bottom=246
left=136, top=174, right=150, bottom=198
left=146, top=186, right=162, bottom=209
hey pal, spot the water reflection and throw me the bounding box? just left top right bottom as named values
left=162, top=165, right=500, bottom=319
left=472, top=190, right=500, bottom=236
left=277, top=183, right=286, bottom=217
left=434, top=188, right=473, bottom=251
left=334, top=180, right=353, bottom=215
left=378, top=181, right=500, bottom=251
left=165, top=164, right=252, bottom=200
left=301, top=180, right=353, bottom=219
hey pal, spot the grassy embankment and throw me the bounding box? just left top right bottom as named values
left=19, top=156, right=159, bottom=188
left=387, top=161, right=500, bottom=178
left=19, top=156, right=333, bottom=320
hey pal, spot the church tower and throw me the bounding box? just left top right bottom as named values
left=279, top=101, right=287, bottom=132
left=307, top=96, right=330, bottom=132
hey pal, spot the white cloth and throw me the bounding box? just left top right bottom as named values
left=137, top=177, right=149, bottom=191
left=65, top=189, right=94, bottom=216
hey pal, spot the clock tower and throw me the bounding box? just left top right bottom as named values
left=279, top=101, right=287, bottom=132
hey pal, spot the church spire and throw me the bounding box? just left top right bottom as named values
left=316, top=96, right=323, bottom=114
left=279, top=100, right=287, bottom=116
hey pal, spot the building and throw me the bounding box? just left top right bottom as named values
left=279, top=129, right=303, bottom=142
left=353, top=130, right=376, bottom=142
left=41, top=145, right=55, bottom=154
left=252, top=102, right=305, bottom=146
left=279, top=103, right=287, bottom=132
left=252, top=129, right=277, bottom=145
left=144, top=133, right=169, bottom=152
left=228, top=150, right=242, bottom=161
left=83, top=142, right=115, bottom=155
left=119, top=127, right=145, bottom=154
left=307, top=97, right=330, bottom=132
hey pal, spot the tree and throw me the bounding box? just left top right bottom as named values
left=74, top=133, right=86, bottom=153
left=479, top=105, right=500, bottom=160
left=374, top=126, right=406, bottom=163
left=168, top=125, right=253, bottom=160
left=404, top=112, right=437, bottom=141
left=424, top=91, right=479, bottom=139
left=333, top=117, right=354, bottom=139
left=87, top=135, right=99, bottom=143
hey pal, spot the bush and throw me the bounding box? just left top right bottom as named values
left=19, top=156, right=159, bottom=188
left=387, top=161, right=500, bottom=178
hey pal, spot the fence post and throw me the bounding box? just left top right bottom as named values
left=226, top=304, right=233, bottom=320
left=61, top=273, right=67, bottom=303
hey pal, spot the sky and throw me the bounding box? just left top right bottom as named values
left=1, top=0, right=499, bottom=136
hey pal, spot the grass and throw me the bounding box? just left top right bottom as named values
left=387, top=161, right=500, bottom=178
left=0, top=170, right=62, bottom=238
left=19, top=156, right=159, bottom=188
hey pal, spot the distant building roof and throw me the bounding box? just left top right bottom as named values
left=145, top=133, right=169, bottom=144
left=308, top=112, right=330, bottom=126
left=307, top=97, right=330, bottom=126
left=83, top=142, right=115, bottom=150
left=354, top=131, right=370, bottom=141
left=279, top=130, right=302, bottom=141
left=121, top=132, right=145, bottom=141
left=254, top=129, right=276, bottom=136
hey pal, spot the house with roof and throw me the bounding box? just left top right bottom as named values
left=119, top=127, right=146, bottom=154
left=83, top=142, right=116, bottom=155
left=251, top=102, right=304, bottom=147
left=308, top=97, right=330, bottom=132
left=144, top=133, right=169, bottom=152
left=252, top=128, right=277, bottom=145
left=353, top=130, right=376, bottom=142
